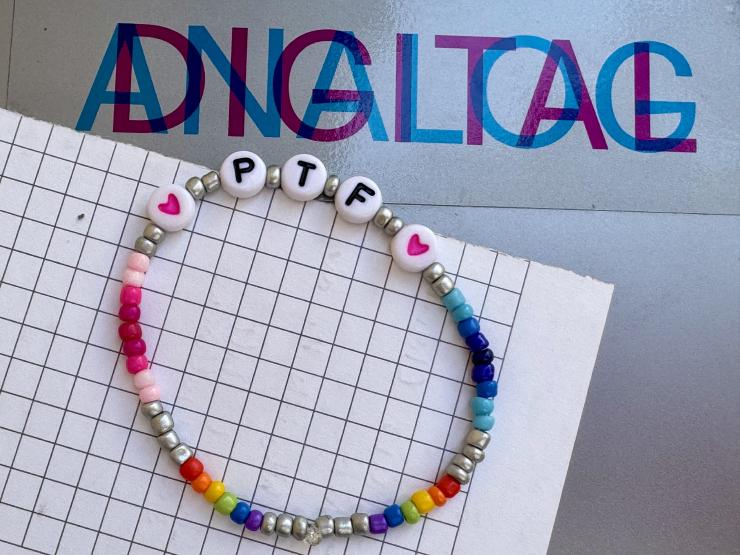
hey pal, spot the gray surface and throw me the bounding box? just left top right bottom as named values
left=2, top=0, right=740, bottom=553
left=0, top=0, right=12, bottom=108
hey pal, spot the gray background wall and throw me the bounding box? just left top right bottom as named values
left=1, top=1, right=738, bottom=553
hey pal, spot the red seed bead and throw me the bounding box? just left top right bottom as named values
left=123, top=338, right=146, bottom=356
left=118, top=322, right=142, bottom=341
left=120, top=285, right=142, bottom=305
left=126, top=355, right=148, bottom=374
left=180, top=457, right=204, bottom=481
left=119, top=303, right=140, bottom=322
left=436, top=474, right=461, bottom=498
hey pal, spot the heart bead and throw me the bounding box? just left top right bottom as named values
left=390, top=224, right=438, bottom=273
left=147, top=184, right=196, bottom=232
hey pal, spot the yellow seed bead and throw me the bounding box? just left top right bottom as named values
left=204, top=480, right=225, bottom=503
left=411, top=489, right=436, bottom=514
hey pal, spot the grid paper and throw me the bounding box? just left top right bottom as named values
left=0, top=110, right=613, bottom=555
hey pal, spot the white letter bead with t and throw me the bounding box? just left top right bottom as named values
left=334, top=176, right=383, bottom=224
left=390, top=224, right=438, bottom=273
left=146, top=184, right=196, bottom=232
left=219, top=151, right=267, bottom=198
left=281, top=154, right=327, bottom=202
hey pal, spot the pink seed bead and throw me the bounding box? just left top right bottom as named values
left=139, top=384, right=160, bottom=403
left=126, top=354, right=148, bottom=373
left=133, top=370, right=155, bottom=390
left=120, top=285, right=142, bottom=305
left=123, top=338, right=146, bottom=356
left=122, top=268, right=145, bottom=287
left=119, top=304, right=140, bottom=322
left=127, top=252, right=150, bottom=273
left=118, top=322, right=142, bottom=341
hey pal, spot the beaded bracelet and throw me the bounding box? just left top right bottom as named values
left=118, top=151, right=497, bottom=545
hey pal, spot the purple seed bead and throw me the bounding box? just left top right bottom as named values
left=245, top=510, right=263, bottom=531
left=369, top=513, right=389, bottom=534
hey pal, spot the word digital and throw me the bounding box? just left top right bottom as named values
left=78, top=24, right=697, bottom=153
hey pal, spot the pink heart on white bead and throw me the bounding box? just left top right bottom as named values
left=407, top=233, right=430, bottom=256
left=157, top=193, right=181, bottom=215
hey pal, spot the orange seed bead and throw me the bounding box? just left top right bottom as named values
left=191, top=472, right=212, bottom=493
left=427, top=485, right=447, bottom=507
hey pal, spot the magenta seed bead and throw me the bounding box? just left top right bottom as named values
left=123, top=338, right=146, bottom=356
left=126, top=354, right=148, bottom=374
left=119, top=303, right=140, bottom=322
left=118, top=322, right=142, bottom=341
left=120, top=285, right=142, bottom=305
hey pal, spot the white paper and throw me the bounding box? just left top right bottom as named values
left=0, top=109, right=613, bottom=555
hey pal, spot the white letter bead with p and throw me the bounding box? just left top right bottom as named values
left=220, top=151, right=267, bottom=198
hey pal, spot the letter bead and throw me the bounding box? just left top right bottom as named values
left=281, top=154, right=327, bottom=201
left=146, top=184, right=196, bottom=232
left=334, top=176, right=383, bottom=224
left=219, top=150, right=267, bottom=198
left=390, top=224, right=438, bottom=273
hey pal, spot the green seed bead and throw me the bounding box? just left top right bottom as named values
left=400, top=500, right=421, bottom=524
left=214, top=492, right=238, bottom=515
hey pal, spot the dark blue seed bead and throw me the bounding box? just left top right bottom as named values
left=471, top=364, right=494, bottom=383
left=384, top=504, right=405, bottom=528
left=465, top=332, right=489, bottom=351
left=457, top=318, right=480, bottom=338
left=230, top=501, right=251, bottom=524
left=477, top=380, right=498, bottom=398
left=472, top=348, right=494, bottom=365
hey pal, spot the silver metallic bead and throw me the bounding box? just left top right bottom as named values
left=431, top=274, right=455, bottom=296
left=422, top=262, right=445, bottom=283
left=303, top=524, right=322, bottom=546
left=157, top=430, right=180, bottom=450
left=445, top=462, right=471, bottom=485
left=452, top=453, right=475, bottom=473
left=276, top=514, right=293, bottom=537
left=185, top=176, right=206, bottom=200
left=350, top=513, right=370, bottom=535
left=465, top=429, right=491, bottom=450
left=201, top=170, right=220, bottom=193
left=143, top=223, right=165, bottom=244
left=265, top=165, right=281, bottom=189
left=134, top=236, right=156, bottom=257
left=260, top=512, right=277, bottom=535
left=333, top=516, right=353, bottom=537
left=140, top=401, right=164, bottom=419
left=323, top=174, right=340, bottom=197
left=383, top=216, right=404, bottom=236
left=169, top=443, right=194, bottom=465
left=373, top=206, right=393, bottom=228
left=292, top=516, right=308, bottom=541
left=316, top=515, right=334, bottom=537
left=151, top=411, right=174, bottom=435
left=463, top=443, right=486, bottom=463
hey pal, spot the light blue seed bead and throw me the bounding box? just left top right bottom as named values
left=442, top=288, right=466, bottom=311
left=473, top=414, right=495, bottom=431
left=452, top=303, right=474, bottom=322
left=470, top=397, right=494, bottom=416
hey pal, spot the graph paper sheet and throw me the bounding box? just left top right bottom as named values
left=0, top=109, right=613, bottom=555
